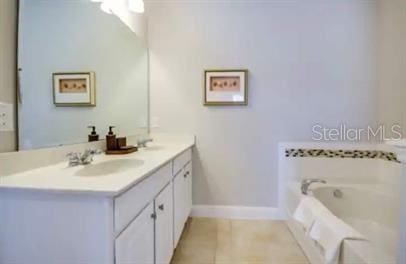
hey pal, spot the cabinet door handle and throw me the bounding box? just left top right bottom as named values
left=158, top=204, right=164, bottom=211
left=184, top=171, right=190, bottom=178
left=150, top=212, right=157, bottom=219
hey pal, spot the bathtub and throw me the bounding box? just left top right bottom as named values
left=285, top=182, right=399, bottom=264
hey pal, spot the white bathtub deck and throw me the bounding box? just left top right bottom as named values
left=285, top=182, right=397, bottom=264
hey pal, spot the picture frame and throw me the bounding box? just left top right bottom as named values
left=204, top=69, right=248, bottom=106
left=53, top=72, right=96, bottom=107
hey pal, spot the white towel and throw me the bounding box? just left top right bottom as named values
left=308, top=213, right=365, bottom=264
left=293, top=196, right=330, bottom=233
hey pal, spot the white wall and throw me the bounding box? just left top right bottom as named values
left=377, top=0, right=406, bottom=135
left=19, top=0, right=148, bottom=149
left=147, top=1, right=379, bottom=207
left=0, top=0, right=17, bottom=152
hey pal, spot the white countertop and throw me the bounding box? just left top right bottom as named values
left=0, top=137, right=194, bottom=196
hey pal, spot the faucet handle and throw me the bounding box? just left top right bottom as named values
left=66, top=152, right=80, bottom=167
left=137, top=137, right=153, bottom=146
left=302, top=178, right=326, bottom=183
left=83, top=149, right=102, bottom=154
left=80, top=149, right=101, bottom=164
left=90, top=149, right=103, bottom=155
left=66, top=152, right=79, bottom=159
left=301, top=178, right=312, bottom=185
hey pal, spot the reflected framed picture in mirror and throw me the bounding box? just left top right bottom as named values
left=53, top=72, right=96, bottom=107
left=204, top=69, right=248, bottom=106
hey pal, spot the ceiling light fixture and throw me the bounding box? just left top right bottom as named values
left=128, top=0, right=145, bottom=13
left=92, top=0, right=145, bottom=15
left=100, top=0, right=113, bottom=14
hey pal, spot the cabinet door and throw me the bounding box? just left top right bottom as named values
left=115, top=203, right=154, bottom=264
left=173, top=169, right=185, bottom=247
left=155, top=183, right=174, bottom=264
left=183, top=162, right=192, bottom=220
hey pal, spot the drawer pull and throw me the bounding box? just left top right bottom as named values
left=158, top=204, right=164, bottom=211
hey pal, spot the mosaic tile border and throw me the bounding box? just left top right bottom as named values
left=285, top=148, right=399, bottom=163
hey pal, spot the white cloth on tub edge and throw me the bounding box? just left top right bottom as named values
left=308, top=206, right=366, bottom=264
left=293, top=196, right=331, bottom=233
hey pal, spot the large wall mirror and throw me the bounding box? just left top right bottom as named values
left=17, top=0, right=148, bottom=150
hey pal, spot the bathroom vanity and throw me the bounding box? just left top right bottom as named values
left=0, top=137, right=194, bottom=264
left=1, top=2, right=191, bottom=263
left=0, top=2, right=191, bottom=263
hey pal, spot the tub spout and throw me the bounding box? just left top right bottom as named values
left=301, top=178, right=327, bottom=195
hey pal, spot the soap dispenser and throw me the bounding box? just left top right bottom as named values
left=87, top=126, right=99, bottom=142
left=106, top=126, right=117, bottom=151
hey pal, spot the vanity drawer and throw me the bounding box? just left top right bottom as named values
left=173, top=148, right=192, bottom=176
left=114, top=162, right=172, bottom=234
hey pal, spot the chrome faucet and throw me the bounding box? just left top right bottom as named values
left=301, top=178, right=327, bottom=195
left=67, top=149, right=102, bottom=166
left=137, top=137, right=153, bottom=148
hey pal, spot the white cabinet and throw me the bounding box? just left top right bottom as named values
left=115, top=179, right=174, bottom=264
left=1, top=146, right=193, bottom=264
left=173, top=169, right=185, bottom=246
left=114, top=163, right=172, bottom=233
left=116, top=149, right=192, bottom=264
left=184, top=162, right=192, bottom=219
left=115, top=203, right=155, bottom=264
left=173, top=148, right=192, bottom=176
left=173, top=160, right=192, bottom=247
left=116, top=182, right=174, bottom=264
left=155, top=183, right=174, bottom=264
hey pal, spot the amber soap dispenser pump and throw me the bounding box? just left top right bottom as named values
left=88, top=126, right=99, bottom=142
left=106, top=126, right=117, bottom=151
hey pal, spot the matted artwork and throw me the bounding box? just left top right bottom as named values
left=204, top=69, right=248, bottom=105
left=53, top=72, right=96, bottom=106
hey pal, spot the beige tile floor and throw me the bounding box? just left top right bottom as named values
left=171, top=218, right=310, bottom=264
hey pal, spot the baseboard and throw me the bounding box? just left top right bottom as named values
left=191, top=205, right=285, bottom=220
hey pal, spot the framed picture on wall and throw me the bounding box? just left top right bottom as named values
left=53, top=72, right=96, bottom=106
left=204, top=69, right=248, bottom=106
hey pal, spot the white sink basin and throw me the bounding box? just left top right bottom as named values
left=75, top=159, right=144, bottom=177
